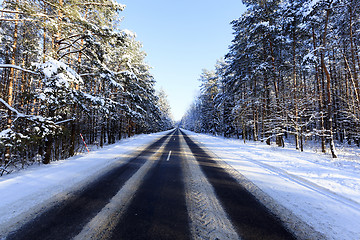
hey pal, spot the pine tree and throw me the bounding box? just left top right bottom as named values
left=1, top=0, right=173, bottom=172
left=183, top=0, right=360, bottom=158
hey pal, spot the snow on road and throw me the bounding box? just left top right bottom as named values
left=180, top=134, right=239, bottom=240
left=74, top=136, right=171, bottom=240
left=0, top=130, right=171, bottom=236
left=182, top=129, right=360, bottom=240
left=1, top=128, right=360, bottom=240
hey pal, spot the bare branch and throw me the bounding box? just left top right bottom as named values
left=57, top=36, right=85, bottom=52
left=57, top=48, right=86, bottom=61
left=56, top=34, right=83, bottom=44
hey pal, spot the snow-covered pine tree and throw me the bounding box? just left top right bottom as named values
left=1, top=0, right=174, bottom=172
left=198, top=69, right=221, bottom=134
left=156, top=88, right=174, bottom=131
left=183, top=0, right=360, bottom=157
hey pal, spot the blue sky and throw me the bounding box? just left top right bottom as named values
left=0, top=0, right=245, bottom=120
left=119, top=1, right=246, bottom=121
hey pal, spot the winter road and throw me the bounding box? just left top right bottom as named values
left=4, top=129, right=296, bottom=240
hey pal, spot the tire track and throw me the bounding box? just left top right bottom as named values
left=183, top=131, right=327, bottom=240
left=181, top=130, right=297, bottom=240
left=206, top=151, right=326, bottom=240
left=180, top=134, right=240, bottom=240
left=109, top=129, right=190, bottom=240
left=74, top=134, right=173, bottom=240
left=4, top=131, right=174, bottom=240
left=238, top=155, right=360, bottom=212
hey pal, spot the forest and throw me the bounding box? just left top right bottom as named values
left=0, top=0, right=173, bottom=174
left=181, top=0, right=360, bottom=158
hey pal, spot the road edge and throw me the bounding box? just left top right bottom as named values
left=0, top=131, right=171, bottom=239
left=181, top=129, right=326, bottom=240
left=180, top=133, right=240, bottom=240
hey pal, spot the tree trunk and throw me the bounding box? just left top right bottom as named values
left=253, top=109, right=258, bottom=141
left=69, top=121, right=76, bottom=156
left=53, top=0, right=63, bottom=58
left=321, top=6, right=337, bottom=158
left=43, top=108, right=55, bottom=164
left=42, top=0, right=47, bottom=63
left=349, top=3, right=359, bottom=98
left=43, top=135, right=53, bottom=164
left=312, top=26, right=326, bottom=153
left=292, top=28, right=300, bottom=150
left=100, top=123, right=104, bottom=147
left=5, top=1, right=19, bottom=164
left=242, top=119, right=246, bottom=144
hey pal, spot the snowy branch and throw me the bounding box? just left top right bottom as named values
left=0, top=98, right=24, bottom=117
left=54, top=118, right=76, bottom=125
left=0, top=64, right=38, bottom=75
left=0, top=9, right=24, bottom=14
left=77, top=2, right=126, bottom=10
left=0, top=18, right=35, bottom=22
left=0, top=98, right=73, bottom=126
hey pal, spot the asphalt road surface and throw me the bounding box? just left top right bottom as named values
left=5, top=129, right=297, bottom=240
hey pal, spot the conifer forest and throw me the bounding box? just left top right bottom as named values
left=181, top=0, right=360, bottom=158
left=0, top=0, right=173, bottom=173
left=1, top=0, right=360, bottom=175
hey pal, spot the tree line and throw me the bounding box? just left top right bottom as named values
left=181, top=0, right=360, bottom=158
left=0, top=0, right=173, bottom=174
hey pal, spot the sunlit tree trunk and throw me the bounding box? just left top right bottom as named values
left=5, top=0, right=19, bottom=164
left=292, top=28, right=299, bottom=150
left=312, top=25, right=326, bottom=153
left=321, top=5, right=337, bottom=158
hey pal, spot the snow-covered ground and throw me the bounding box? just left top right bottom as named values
left=0, top=130, right=170, bottom=236
left=182, top=129, right=360, bottom=240
left=1, top=129, right=360, bottom=239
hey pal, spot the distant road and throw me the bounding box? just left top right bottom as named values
left=5, top=129, right=296, bottom=240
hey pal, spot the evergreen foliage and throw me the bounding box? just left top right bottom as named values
left=181, top=0, right=360, bottom=157
left=0, top=0, right=173, bottom=173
